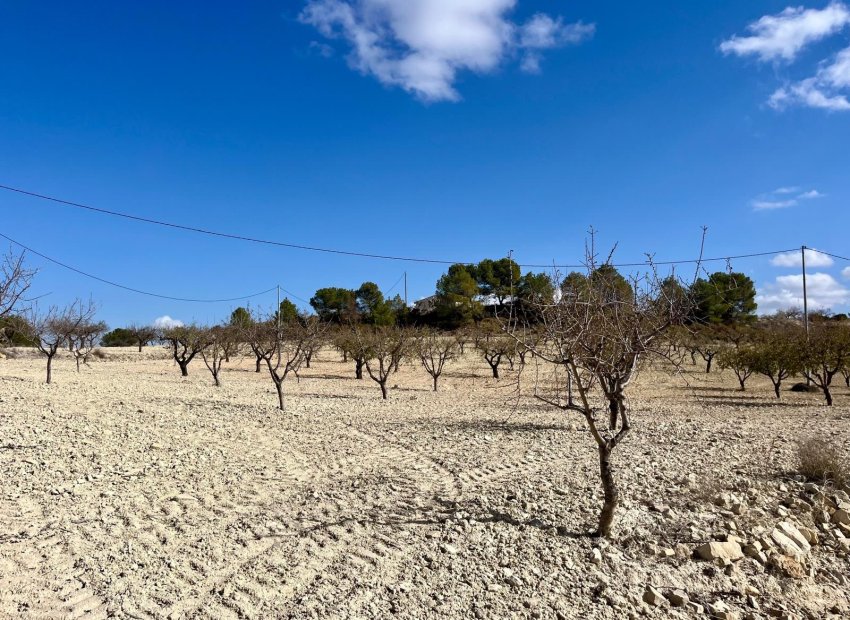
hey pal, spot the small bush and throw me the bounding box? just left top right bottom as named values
left=91, top=348, right=108, bottom=360
left=798, top=436, right=849, bottom=488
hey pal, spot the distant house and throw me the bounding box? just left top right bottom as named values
left=413, top=295, right=440, bottom=314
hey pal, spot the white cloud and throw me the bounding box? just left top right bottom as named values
left=769, top=45, right=850, bottom=111
left=843, top=266, right=850, bottom=279
left=153, top=315, right=184, bottom=329
left=518, top=13, right=595, bottom=73
left=752, top=199, right=798, bottom=210
left=720, top=2, right=850, bottom=62
left=771, top=249, right=834, bottom=267
left=751, top=187, right=824, bottom=210
left=299, top=0, right=594, bottom=101
left=757, top=271, right=850, bottom=313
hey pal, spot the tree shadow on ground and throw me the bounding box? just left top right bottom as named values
left=697, top=398, right=817, bottom=409
left=302, top=373, right=357, bottom=381
left=290, top=495, right=590, bottom=540
left=436, top=419, right=574, bottom=433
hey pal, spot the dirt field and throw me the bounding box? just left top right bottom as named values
left=1, top=347, right=849, bottom=619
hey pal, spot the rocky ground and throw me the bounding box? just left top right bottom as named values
left=0, top=346, right=849, bottom=619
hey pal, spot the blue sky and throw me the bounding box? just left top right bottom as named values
left=1, top=1, right=849, bottom=328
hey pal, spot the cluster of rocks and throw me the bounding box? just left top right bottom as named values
left=638, top=482, right=850, bottom=619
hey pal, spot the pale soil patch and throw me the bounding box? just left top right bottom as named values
left=1, top=348, right=848, bottom=619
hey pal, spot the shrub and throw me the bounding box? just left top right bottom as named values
left=798, top=436, right=849, bottom=489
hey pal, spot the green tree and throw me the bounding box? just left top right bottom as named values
left=691, top=272, right=757, bottom=324
left=516, top=272, right=554, bottom=321
left=230, top=307, right=252, bottom=328
left=476, top=258, right=521, bottom=304
left=278, top=298, right=299, bottom=325
left=0, top=315, right=37, bottom=346
left=433, top=264, right=482, bottom=328
left=436, top=264, right=478, bottom=300
left=101, top=327, right=136, bottom=347
left=310, top=287, right=357, bottom=323
left=560, top=271, right=588, bottom=300
left=355, top=282, right=384, bottom=317
left=589, top=264, right=633, bottom=304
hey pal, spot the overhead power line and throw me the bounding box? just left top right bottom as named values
left=0, top=232, right=277, bottom=303
left=818, top=250, right=850, bottom=263
left=0, top=182, right=805, bottom=269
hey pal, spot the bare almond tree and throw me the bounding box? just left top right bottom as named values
left=246, top=316, right=321, bottom=410
left=335, top=329, right=369, bottom=379
left=69, top=319, right=108, bottom=372
left=200, top=325, right=235, bottom=387
left=526, top=247, right=687, bottom=538
left=0, top=247, right=35, bottom=319
left=802, top=324, right=850, bottom=406
left=302, top=317, right=323, bottom=368
left=415, top=328, right=458, bottom=391
left=161, top=325, right=209, bottom=377
left=358, top=326, right=410, bottom=399
left=127, top=324, right=158, bottom=353
left=474, top=321, right=513, bottom=380
left=26, top=300, right=98, bottom=384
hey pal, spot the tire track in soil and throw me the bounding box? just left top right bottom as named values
left=347, top=424, right=575, bottom=494
left=0, top=496, right=109, bottom=620
left=55, top=443, right=319, bottom=620
left=457, top=441, right=574, bottom=490
left=175, top=424, right=462, bottom=619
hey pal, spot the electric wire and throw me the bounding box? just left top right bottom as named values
left=0, top=182, right=806, bottom=269
left=0, top=232, right=277, bottom=303
left=383, top=272, right=405, bottom=297
left=818, top=250, right=850, bottom=262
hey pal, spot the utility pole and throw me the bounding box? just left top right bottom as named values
left=508, top=249, right=514, bottom=326
left=404, top=272, right=408, bottom=307
left=277, top=285, right=281, bottom=330
left=801, top=246, right=809, bottom=339
left=801, top=246, right=811, bottom=387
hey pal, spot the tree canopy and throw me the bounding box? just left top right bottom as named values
left=691, top=272, right=757, bottom=324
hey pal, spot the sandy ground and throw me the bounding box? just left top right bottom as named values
left=1, top=346, right=849, bottom=619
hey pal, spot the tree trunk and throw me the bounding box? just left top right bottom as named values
left=608, top=399, right=619, bottom=431
left=76, top=356, right=81, bottom=373
left=433, top=375, right=438, bottom=392
left=255, top=355, right=262, bottom=373
left=773, top=381, right=781, bottom=399
left=46, top=355, right=53, bottom=384
left=178, top=360, right=189, bottom=377
left=738, top=376, right=746, bottom=391
left=342, top=350, right=348, bottom=362
left=138, top=341, right=143, bottom=353
left=823, top=386, right=833, bottom=407
left=489, top=361, right=499, bottom=379
left=355, top=359, right=364, bottom=380
left=380, top=381, right=388, bottom=400
left=305, top=353, right=312, bottom=369
left=705, top=356, right=712, bottom=374
left=596, top=443, right=618, bottom=538
left=276, top=381, right=285, bottom=411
